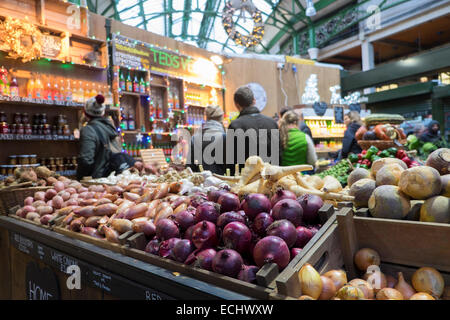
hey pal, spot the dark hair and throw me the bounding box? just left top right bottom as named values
left=234, top=86, right=254, bottom=108
left=279, top=106, right=293, bottom=118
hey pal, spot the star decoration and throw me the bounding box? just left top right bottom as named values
left=168, top=110, right=174, bottom=119
left=136, top=132, right=143, bottom=142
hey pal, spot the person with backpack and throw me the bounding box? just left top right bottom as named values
left=76, top=94, right=134, bottom=180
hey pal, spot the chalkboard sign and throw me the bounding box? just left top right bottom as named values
left=349, top=103, right=361, bottom=113
left=334, top=106, right=344, bottom=124
left=26, top=261, right=60, bottom=300
left=313, top=102, right=328, bottom=116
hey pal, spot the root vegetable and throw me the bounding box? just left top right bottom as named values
left=304, top=175, right=324, bottom=190
left=376, top=163, right=405, bottom=186
left=262, top=164, right=313, bottom=182
left=336, top=285, right=365, bottom=300
left=319, top=276, right=337, bottom=300
left=348, top=279, right=374, bottom=299
left=395, top=272, right=416, bottom=299
left=412, top=267, right=444, bottom=298
left=40, top=214, right=54, bottom=225
left=52, top=196, right=64, bottom=209
left=321, top=176, right=343, bottom=193
left=349, top=178, right=376, bottom=207
left=409, top=292, right=435, bottom=300
left=45, top=189, right=57, bottom=200
left=347, top=168, right=372, bottom=187
left=441, top=174, right=450, bottom=197
left=425, top=148, right=450, bottom=175
left=58, top=191, right=71, bottom=201
left=376, top=288, right=403, bottom=300
left=80, top=227, right=103, bottom=239
left=354, top=248, right=380, bottom=272
left=123, top=192, right=140, bottom=201
left=323, top=270, right=347, bottom=290
left=398, top=166, right=442, bottom=200
left=74, top=205, right=96, bottom=218
left=298, top=264, right=322, bottom=299
left=111, top=219, right=133, bottom=234
left=85, top=216, right=103, bottom=228
left=368, top=186, right=410, bottom=219
left=34, top=191, right=46, bottom=201
left=24, top=197, right=34, bottom=206
left=80, top=199, right=98, bottom=206
left=371, top=158, right=407, bottom=177
left=31, top=200, right=46, bottom=208
left=94, top=203, right=118, bottom=216
left=26, top=212, right=40, bottom=221
left=123, top=203, right=149, bottom=220
left=404, top=200, right=423, bottom=221
left=53, top=181, right=65, bottom=192
left=37, top=206, right=53, bottom=216
left=22, top=205, right=36, bottom=214
left=96, top=198, right=112, bottom=205
left=102, top=226, right=120, bottom=243
left=420, top=196, right=450, bottom=223
left=61, top=212, right=75, bottom=227
left=154, top=183, right=169, bottom=199
left=132, top=220, right=156, bottom=238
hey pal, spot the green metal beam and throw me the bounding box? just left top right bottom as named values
left=365, top=82, right=436, bottom=104
left=341, top=44, right=450, bottom=93
left=137, top=0, right=147, bottom=31
left=168, top=0, right=173, bottom=37
left=181, top=0, right=192, bottom=39
left=197, top=0, right=219, bottom=48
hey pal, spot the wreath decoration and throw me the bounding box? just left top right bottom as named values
left=0, top=17, right=42, bottom=62
left=222, top=0, right=264, bottom=48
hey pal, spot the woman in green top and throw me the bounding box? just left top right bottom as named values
left=280, top=111, right=317, bottom=167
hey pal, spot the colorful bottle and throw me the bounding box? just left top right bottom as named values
left=133, top=75, right=139, bottom=93
left=119, top=70, right=125, bottom=91
left=84, top=82, right=91, bottom=101
left=90, top=82, right=97, bottom=98
left=78, top=81, right=84, bottom=103
left=126, top=72, right=133, bottom=92
left=53, top=78, right=60, bottom=101
left=45, top=76, right=53, bottom=100
left=128, top=113, right=135, bottom=130
left=59, top=79, right=65, bottom=101
left=66, top=80, right=72, bottom=102
left=35, top=75, right=43, bottom=100
left=139, top=77, right=146, bottom=94
left=72, top=80, right=78, bottom=102
left=120, top=113, right=128, bottom=130
left=10, top=75, right=19, bottom=98
left=27, top=77, right=35, bottom=99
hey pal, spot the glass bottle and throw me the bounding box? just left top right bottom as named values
left=45, top=75, right=52, bottom=100
left=126, top=72, right=133, bottom=92
left=59, top=79, right=65, bottom=101
left=119, top=70, right=125, bottom=91
left=10, top=75, right=19, bottom=98
left=120, top=113, right=128, bottom=130
left=78, top=81, right=84, bottom=103
left=90, top=82, right=97, bottom=98
left=35, top=75, right=43, bottom=100
left=127, top=113, right=135, bottom=131
left=53, top=78, right=60, bottom=101
left=0, top=67, right=5, bottom=96
left=139, top=77, right=146, bottom=94
left=84, top=82, right=91, bottom=101
left=27, top=76, right=35, bottom=99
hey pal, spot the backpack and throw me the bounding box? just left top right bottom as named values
left=90, top=123, right=135, bottom=176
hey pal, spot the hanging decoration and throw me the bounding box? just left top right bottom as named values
left=301, top=74, right=320, bottom=104
left=222, top=0, right=265, bottom=48
left=0, top=17, right=42, bottom=62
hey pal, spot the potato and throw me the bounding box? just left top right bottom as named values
left=45, top=189, right=57, bottom=200
left=52, top=195, right=64, bottom=209
left=398, top=166, right=442, bottom=200
left=22, top=205, right=36, bottom=214
left=348, top=168, right=372, bottom=187
left=58, top=191, right=71, bottom=201
left=420, top=196, right=450, bottom=223
left=368, top=185, right=410, bottom=219
left=40, top=214, right=54, bottom=225
left=371, top=158, right=408, bottom=178
left=37, top=205, right=54, bottom=216
left=32, top=200, right=46, bottom=208
left=24, top=197, right=34, bottom=206
left=53, top=181, right=65, bottom=192
left=441, top=175, right=450, bottom=197
left=349, top=178, right=377, bottom=207
left=376, top=163, right=405, bottom=186
left=26, top=212, right=40, bottom=221
left=34, top=191, right=46, bottom=201
left=65, top=187, right=77, bottom=195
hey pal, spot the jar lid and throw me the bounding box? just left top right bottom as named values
left=9, top=155, right=17, bottom=158
left=18, top=155, right=30, bottom=158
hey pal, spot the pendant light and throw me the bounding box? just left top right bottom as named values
left=305, top=0, right=317, bottom=17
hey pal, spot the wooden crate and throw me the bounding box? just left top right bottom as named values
left=140, top=149, right=168, bottom=168
left=275, top=207, right=450, bottom=299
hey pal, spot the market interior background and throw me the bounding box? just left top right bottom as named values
left=0, top=0, right=449, bottom=301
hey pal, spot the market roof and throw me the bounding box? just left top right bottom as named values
left=70, top=0, right=414, bottom=55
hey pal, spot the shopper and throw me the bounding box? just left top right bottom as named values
left=279, top=111, right=317, bottom=166
left=188, top=105, right=227, bottom=175
left=228, top=86, right=279, bottom=173
left=279, top=106, right=312, bottom=138
left=76, top=95, right=134, bottom=180
left=340, top=111, right=363, bottom=159
left=419, top=120, right=441, bottom=143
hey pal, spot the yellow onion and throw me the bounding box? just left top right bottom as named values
left=412, top=267, right=444, bottom=298
left=298, top=295, right=315, bottom=300
left=298, top=263, right=322, bottom=299
left=376, top=288, right=404, bottom=300
left=394, top=272, right=416, bottom=299
left=363, top=271, right=387, bottom=293
left=349, top=278, right=375, bottom=299
left=335, top=285, right=365, bottom=300
left=323, top=269, right=347, bottom=291
left=354, top=248, right=381, bottom=272
left=409, top=292, right=436, bottom=300
left=386, top=274, right=398, bottom=288
left=318, top=276, right=337, bottom=300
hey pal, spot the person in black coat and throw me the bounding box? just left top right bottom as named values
left=340, top=111, right=363, bottom=159
left=227, top=86, right=279, bottom=174
left=419, top=120, right=441, bottom=143
left=279, top=106, right=312, bottom=139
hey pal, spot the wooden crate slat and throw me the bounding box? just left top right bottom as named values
left=140, top=149, right=168, bottom=167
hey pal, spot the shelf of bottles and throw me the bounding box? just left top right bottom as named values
left=0, top=66, right=113, bottom=107
left=118, top=67, right=150, bottom=96
left=305, top=119, right=346, bottom=139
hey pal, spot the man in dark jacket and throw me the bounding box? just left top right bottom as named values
left=227, top=86, right=279, bottom=174
left=76, top=95, right=120, bottom=180
left=419, top=120, right=441, bottom=143
left=340, top=111, right=363, bottom=159
left=279, top=106, right=312, bottom=138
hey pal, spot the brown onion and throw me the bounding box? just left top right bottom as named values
left=363, top=271, right=387, bottom=293
left=412, top=267, right=444, bottom=298
left=298, top=295, right=315, bottom=300
left=349, top=278, right=374, bottom=299
left=395, top=272, right=416, bottom=299
left=409, top=292, right=436, bottom=300
left=354, top=248, right=380, bottom=272
left=318, top=276, right=337, bottom=300
left=336, top=285, right=365, bottom=300
left=376, top=288, right=403, bottom=300
left=386, top=274, right=398, bottom=288
left=298, top=264, right=322, bottom=299
left=323, top=270, right=347, bottom=290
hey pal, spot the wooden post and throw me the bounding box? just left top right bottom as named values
left=256, top=263, right=279, bottom=288
left=36, top=0, right=46, bottom=25
left=118, top=230, right=134, bottom=245
left=355, top=208, right=370, bottom=217
left=126, top=233, right=147, bottom=251
left=318, top=204, right=334, bottom=225
left=336, top=207, right=358, bottom=279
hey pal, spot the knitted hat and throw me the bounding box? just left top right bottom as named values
left=84, top=94, right=105, bottom=117
left=206, top=105, right=224, bottom=121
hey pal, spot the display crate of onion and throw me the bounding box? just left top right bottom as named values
left=10, top=173, right=342, bottom=299
left=274, top=207, right=450, bottom=300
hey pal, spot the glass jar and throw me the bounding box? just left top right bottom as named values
left=63, top=125, right=70, bottom=136
left=0, top=122, right=9, bottom=134
left=14, top=113, right=21, bottom=124
left=43, top=124, right=51, bottom=135
left=29, top=155, right=37, bottom=164
left=37, top=125, right=44, bottom=135
left=52, top=125, right=58, bottom=136
left=57, top=126, right=63, bottom=136
left=18, top=155, right=30, bottom=165
left=0, top=165, right=7, bottom=176
left=57, top=115, right=65, bottom=127
left=71, top=156, right=77, bottom=165
left=48, top=157, right=55, bottom=166
left=33, top=114, right=40, bottom=126
left=10, top=123, right=17, bottom=135
left=8, top=155, right=17, bottom=165
left=21, top=113, right=29, bottom=124
left=24, top=124, right=32, bottom=135
left=50, top=164, right=57, bottom=172
left=16, top=124, right=24, bottom=135
left=40, top=158, right=46, bottom=166
left=7, top=165, right=14, bottom=176
left=57, top=164, right=64, bottom=172
left=40, top=113, right=47, bottom=125
left=0, top=112, right=7, bottom=122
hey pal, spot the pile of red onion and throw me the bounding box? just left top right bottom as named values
left=146, top=190, right=323, bottom=282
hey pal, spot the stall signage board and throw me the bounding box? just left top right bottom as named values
left=41, top=34, right=62, bottom=58
left=10, top=231, right=174, bottom=300
left=26, top=261, right=60, bottom=300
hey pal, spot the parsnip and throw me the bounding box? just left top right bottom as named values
left=295, top=173, right=318, bottom=190
left=305, top=175, right=324, bottom=190
left=262, top=164, right=313, bottom=182
left=277, top=177, right=354, bottom=201
left=321, top=176, right=343, bottom=193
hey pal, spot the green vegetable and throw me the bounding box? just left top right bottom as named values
left=359, top=164, right=369, bottom=169
left=348, top=154, right=359, bottom=163
left=406, top=135, right=421, bottom=151
left=371, top=155, right=382, bottom=162
left=422, top=142, right=438, bottom=154
left=386, top=147, right=398, bottom=155
left=364, top=146, right=379, bottom=160
left=379, top=150, right=391, bottom=158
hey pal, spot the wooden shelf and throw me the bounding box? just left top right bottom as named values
left=119, top=91, right=149, bottom=97
left=186, top=104, right=206, bottom=108
left=0, top=96, right=84, bottom=109
left=0, top=134, right=77, bottom=142
left=315, top=148, right=341, bottom=153
left=312, top=135, right=344, bottom=139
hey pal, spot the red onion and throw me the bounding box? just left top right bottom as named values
left=291, top=248, right=302, bottom=259
left=309, top=225, right=320, bottom=237
left=159, top=238, right=181, bottom=259
left=184, top=225, right=195, bottom=240
left=297, top=194, right=323, bottom=224
left=253, top=236, right=290, bottom=270
left=252, top=212, right=274, bottom=236
left=207, top=189, right=228, bottom=202
left=266, top=219, right=297, bottom=248
left=155, top=219, right=180, bottom=241
left=191, top=221, right=218, bottom=249
left=217, top=211, right=246, bottom=229
left=241, top=193, right=272, bottom=220
left=175, top=207, right=196, bottom=230
left=271, top=199, right=303, bottom=227
left=217, top=193, right=241, bottom=213
left=295, top=226, right=313, bottom=248
left=212, top=249, right=243, bottom=278
left=190, top=192, right=208, bottom=208
left=238, top=265, right=259, bottom=284
left=185, top=248, right=217, bottom=271
left=145, top=238, right=161, bottom=255
left=195, top=201, right=220, bottom=224
left=171, top=239, right=195, bottom=263
left=270, top=189, right=297, bottom=207
left=222, top=221, right=252, bottom=254
left=184, top=248, right=201, bottom=265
